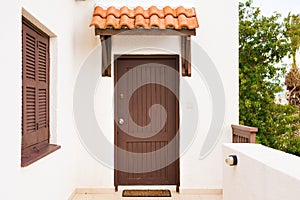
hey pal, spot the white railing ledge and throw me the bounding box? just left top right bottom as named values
left=223, top=143, right=300, bottom=180
left=223, top=143, right=300, bottom=200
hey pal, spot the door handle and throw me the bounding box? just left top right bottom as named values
left=118, top=118, right=124, bottom=125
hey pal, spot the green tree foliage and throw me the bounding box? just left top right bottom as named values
left=285, top=14, right=300, bottom=67
left=239, top=0, right=300, bottom=156
left=284, top=14, right=300, bottom=106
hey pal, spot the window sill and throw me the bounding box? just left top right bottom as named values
left=21, top=144, right=61, bottom=167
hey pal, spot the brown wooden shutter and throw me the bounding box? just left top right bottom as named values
left=22, top=19, right=49, bottom=150
left=36, top=34, right=49, bottom=143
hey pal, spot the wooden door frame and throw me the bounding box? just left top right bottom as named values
left=113, top=54, right=180, bottom=192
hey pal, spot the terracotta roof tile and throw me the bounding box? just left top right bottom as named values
left=188, top=17, right=199, bottom=29
left=120, top=15, right=135, bottom=29
left=163, top=6, right=176, bottom=17
left=186, top=8, right=196, bottom=17
left=176, top=6, right=186, bottom=16
left=90, top=15, right=106, bottom=29
left=176, top=6, right=196, bottom=17
left=93, top=6, right=106, bottom=17
left=149, top=6, right=164, bottom=18
left=107, top=6, right=120, bottom=18
left=178, top=14, right=189, bottom=29
left=106, top=15, right=120, bottom=29
left=150, top=14, right=165, bottom=29
left=90, top=5, right=199, bottom=30
left=135, top=14, right=149, bottom=29
left=134, top=6, right=149, bottom=18
left=120, top=6, right=135, bottom=18
left=164, top=14, right=178, bottom=29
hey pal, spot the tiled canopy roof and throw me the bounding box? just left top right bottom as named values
left=90, top=5, right=199, bottom=30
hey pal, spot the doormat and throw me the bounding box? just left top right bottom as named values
left=122, top=189, right=171, bottom=197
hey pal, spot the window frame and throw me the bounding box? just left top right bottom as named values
left=21, top=17, right=60, bottom=167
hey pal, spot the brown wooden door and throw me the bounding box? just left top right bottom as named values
left=114, top=55, right=179, bottom=189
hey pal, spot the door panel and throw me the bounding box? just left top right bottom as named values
left=114, top=55, right=179, bottom=187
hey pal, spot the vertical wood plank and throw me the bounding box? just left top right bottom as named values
left=151, top=66, right=156, bottom=133
left=143, top=142, right=147, bottom=177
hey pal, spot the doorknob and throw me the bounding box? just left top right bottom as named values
left=118, top=118, right=124, bottom=125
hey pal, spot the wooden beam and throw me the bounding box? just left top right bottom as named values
left=181, top=36, right=186, bottom=76
left=181, top=36, right=191, bottom=77
left=95, top=28, right=196, bottom=36
left=186, top=35, right=191, bottom=77
left=106, top=35, right=112, bottom=77
left=100, top=35, right=111, bottom=77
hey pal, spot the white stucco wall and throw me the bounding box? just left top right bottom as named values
left=0, top=0, right=101, bottom=199
left=0, top=0, right=238, bottom=199
left=223, top=144, right=300, bottom=200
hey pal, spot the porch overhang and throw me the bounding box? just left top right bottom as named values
left=89, top=5, right=199, bottom=77
left=94, top=28, right=196, bottom=36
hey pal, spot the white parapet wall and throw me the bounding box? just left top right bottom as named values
left=223, top=143, right=300, bottom=200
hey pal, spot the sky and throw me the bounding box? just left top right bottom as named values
left=252, top=0, right=300, bottom=16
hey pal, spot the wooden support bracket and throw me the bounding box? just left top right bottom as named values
left=100, top=35, right=112, bottom=77
left=181, top=36, right=191, bottom=77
